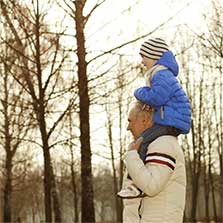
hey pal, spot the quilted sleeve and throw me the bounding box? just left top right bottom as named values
left=134, top=71, right=173, bottom=107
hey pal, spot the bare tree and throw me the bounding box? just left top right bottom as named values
left=73, top=1, right=96, bottom=221
left=0, top=34, right=34, bottom=222
left=0, top=1, right=76, bottom=222
left=189, top=0, right=223, bottom=220
left=173, top=1, right=223, bottom=218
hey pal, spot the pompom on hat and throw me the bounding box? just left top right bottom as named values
left=140, top=38, right=169, bottom=60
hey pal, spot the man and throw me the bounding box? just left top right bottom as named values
left=121, top=101, right=186, bottom=223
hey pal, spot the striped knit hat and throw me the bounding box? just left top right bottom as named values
left=140, top=38, right=169, bottom=60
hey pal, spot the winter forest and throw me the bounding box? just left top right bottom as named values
left=0, top=0, right=222, bottom=222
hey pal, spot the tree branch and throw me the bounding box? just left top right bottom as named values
left=87, top=0, right=192, bottom=64
left=84, top=0, right=106, bottom=26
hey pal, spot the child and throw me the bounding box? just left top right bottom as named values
left=118, top=37, right=191, bottom=198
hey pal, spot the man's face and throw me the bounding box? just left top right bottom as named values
left=141, top=56, right=156, bottom=70
left=127, top=110, right=151, bottom=139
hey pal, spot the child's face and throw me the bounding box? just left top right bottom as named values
left=141, top=56, right=156, bottom=70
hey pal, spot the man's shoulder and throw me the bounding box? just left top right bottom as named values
left=147, top=135, right=181, bottom=158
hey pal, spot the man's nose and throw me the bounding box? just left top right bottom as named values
left=127, top=124, right=130, bottom=131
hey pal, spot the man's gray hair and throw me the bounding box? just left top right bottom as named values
left=129, top=100, right=153, bottom=119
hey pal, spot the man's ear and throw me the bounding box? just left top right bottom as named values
left=142, top=116, right=149, bottom=125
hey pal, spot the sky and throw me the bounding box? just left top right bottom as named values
left=84, top=0, right=210, bottom=54
left=45, top=0, right=211, bottom=51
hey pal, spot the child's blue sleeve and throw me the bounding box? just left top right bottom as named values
left=134, top=73, right=172, bottom=107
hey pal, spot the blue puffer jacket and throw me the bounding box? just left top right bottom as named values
left=134, top=51, right=191, bottom=134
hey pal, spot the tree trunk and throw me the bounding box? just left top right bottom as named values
left=190, top=120, right=201, bottom=222
left=42, top=141, right=52, bottom=222
left=191, top=75, right=204, bottom=221
left=37, top=103, right=53, bottom=222
left=36, top=91, right=63, bottom=222
left=107, top=112, right=120, bottom=222
left=203, top=166, right=210, bottom=222
left=210, top=170, right=217, bottom=221
left=105, top=105, right=122, bottom=222
left=118, top=99, right=124, bottom=223
left=3, top=152, right=12, bottom=223
left=100, top=201, right=105, bottom=222
left=35, top=1, right=62, bottom=220
left=219, top=65, right=223, bottom=221
left=39, top=126, right=62, bottom=223
left=3, top=69, right=13, bottom=223
left=71, top=161, right=79, bottom=223
left=50, top=164, right=62, bottom=223
left=74, top=1, right=95, bottom=222
left=68, top=107, right=79, bottom=223
left=220, top=156, right=223, bottom=221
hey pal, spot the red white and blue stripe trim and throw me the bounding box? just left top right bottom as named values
left=145, top=152, right=176, bottom=170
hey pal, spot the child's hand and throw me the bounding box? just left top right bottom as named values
left=142, top=104, right=154, bottom=112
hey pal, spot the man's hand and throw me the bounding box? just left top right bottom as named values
left=128, top=137, right=143, bottom=151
